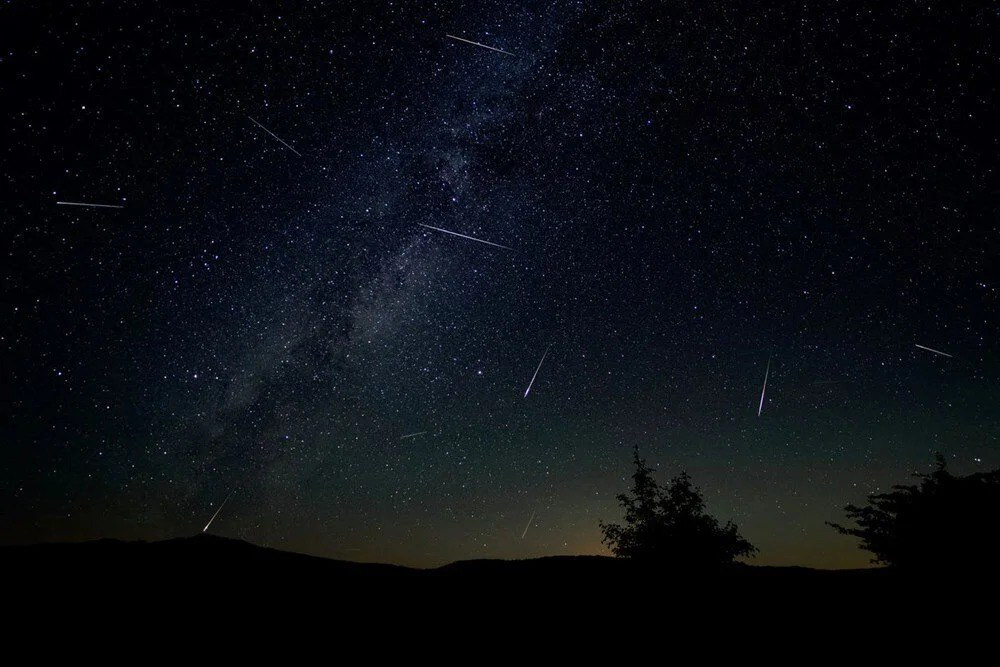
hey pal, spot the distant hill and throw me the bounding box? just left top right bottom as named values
left=1, top=533, right=879, bottom=584
left=2, top=534, right=936, bottom=626
left=1, top=533, right=416, bottom=580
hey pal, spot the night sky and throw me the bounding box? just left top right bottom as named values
left=2, top=1, right=997, bottom=569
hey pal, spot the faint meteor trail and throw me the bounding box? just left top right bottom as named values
left=915, top=343, right=953, bottom=358
left=247, top=115, right=302, bottom=156
left=418, top=223, right=511, bottom=250
left=56, top=201, right=123, bottom=209
left=757, top=357, right=771, bottom=417
left=521, top=511, right=536, bottom=539
left=446, top=34, right=516, bottom=57
left=523, top=345, right=551, bottom=398
left=400, top=431, right=428, bottom=440
left=202, top=488, right=237, bottom=533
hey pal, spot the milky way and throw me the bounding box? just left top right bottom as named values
left=2, top=2, right=997, bottom=568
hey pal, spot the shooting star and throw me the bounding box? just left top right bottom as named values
left=202, top=487, right=238, bottom=533
left=418, top=223, right=511, bottom=250
left=915, top=344, right=953, bottom=358
left=400, top=431, right=428, bottom=440
left=56, top=201, right=123, bottom=209
left=757, top=356, right=771, bottom=417
left=521, top=511, right=536, bottom=539
left=247, top=115, right=302, bottom=157
left=523, top=345, right=551, bottom=398
left=446, top=34, right=517, bottom=57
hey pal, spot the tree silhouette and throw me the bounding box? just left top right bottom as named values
left=829, top=454, right=1000, bottom=570
left=600, top=448, right=756, bottom=569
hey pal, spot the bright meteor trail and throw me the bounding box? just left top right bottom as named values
left=56, top=201, right=123, bottom=209
left=446, top=34, right=517, bottom=57
left=915, top=344, right=953, bottom=358
left=247, top=116, right=302, bottom=157
left=202, top=488, right=237, bottom=533
left=400, top=431, right=428, bottom=440
left=418, top=223, right=511, bottom=249
left=521, top=511, right=535, bottom=539
left=757, top=356, right=771, bottom=417
left=523, top=345, right=551, bottom=398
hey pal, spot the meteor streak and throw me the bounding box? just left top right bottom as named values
left=446, top=34, right=516, bottom=57
left=521, top=511, right=535, bottom=539
left=418, top=223, right=510, bottom=249
left=757, top=356, right=771, bottom=417
left=400, top=431, right=428, bottom=440
left=915, top=343, right=953, bottom=358
left=56, top=201, right=123, bottom=209
left=202, top=488, right=237, bottom=533
left=523, top=345, right=551, bottom=398
left=247, top=115, right=302, bottom=156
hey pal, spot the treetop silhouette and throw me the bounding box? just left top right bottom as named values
left=829, top=454, right=1000, bottom=570
left=600, top=448, right=756, bottom=569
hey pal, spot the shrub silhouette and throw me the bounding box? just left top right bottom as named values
left=600, top=448, right=756, bottom=568
left=829, top=454, right=1000, bottom=570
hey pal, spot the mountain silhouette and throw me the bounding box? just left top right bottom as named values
left=2, top=534, right=881, bottom=584
left=0, top=534, right=936, bottom=626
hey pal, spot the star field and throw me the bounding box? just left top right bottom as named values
left=2, top=1, right=997, bottom=568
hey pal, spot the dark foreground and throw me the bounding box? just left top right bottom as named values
left=2, top=532, right=879, bottom=578
left=2, top=533, right=883, bottom=589
left=2, top=534, right=991, bottom=637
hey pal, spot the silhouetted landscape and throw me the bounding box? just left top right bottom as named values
left=6, top=452, right=998, bottom=596
left=1, top=533, right=881, bottom=584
